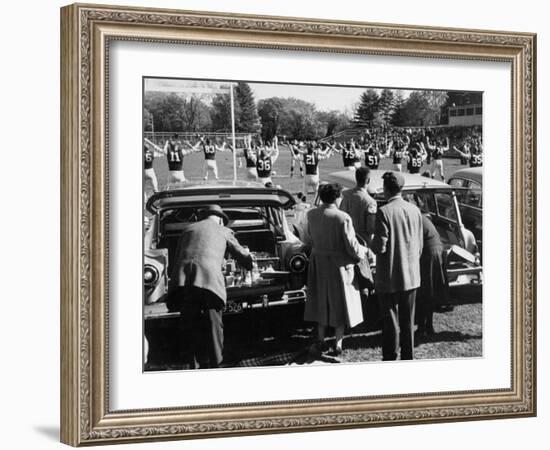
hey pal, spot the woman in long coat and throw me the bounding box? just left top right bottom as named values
left=303, top=183, right=367, bottom=355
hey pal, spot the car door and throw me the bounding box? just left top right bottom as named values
left=390, top=188, right=482, bottom=287
left=450, top=178, right=482, bottom=250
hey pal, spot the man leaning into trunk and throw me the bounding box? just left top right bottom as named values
left=171, top=205, right=253, bottom=369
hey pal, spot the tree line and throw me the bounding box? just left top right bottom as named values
left=144, top=82, right=481, bottom=141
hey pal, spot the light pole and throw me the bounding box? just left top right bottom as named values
left=229, top=83, right=237, bottom=181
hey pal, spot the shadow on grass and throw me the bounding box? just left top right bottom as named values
left=342, top=332, right=383, bottom=351
left=415, top=330, right=482, bottom=346
left=342, top=329, right=481, bottom=352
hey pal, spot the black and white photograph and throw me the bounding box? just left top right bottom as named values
left=142, top=77, right=484, bottom=371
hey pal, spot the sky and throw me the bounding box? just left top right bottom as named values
left=248, top=82, right=367, bottom=114
left=144, top=77, right=413, bottom=114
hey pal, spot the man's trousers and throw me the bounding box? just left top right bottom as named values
left=378, top=289, right=417, bottom=360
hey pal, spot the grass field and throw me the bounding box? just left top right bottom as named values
left=148, top=148, right=468, bottom=196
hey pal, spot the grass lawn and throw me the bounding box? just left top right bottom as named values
left=338, top=303, right=482, bottom=363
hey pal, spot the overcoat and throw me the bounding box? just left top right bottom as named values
left=340, top=186, right=377, bottom=243
left=371, top=195, right=423, bottom=293
left=303, top=204, right=367, bottom=328
left=171, top=219, right=252, bottom=304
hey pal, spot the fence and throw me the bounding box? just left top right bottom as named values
left=144, top=131, right=259, bottom=148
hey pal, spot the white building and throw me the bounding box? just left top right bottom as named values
left=448, top=104, right=482, bottom=127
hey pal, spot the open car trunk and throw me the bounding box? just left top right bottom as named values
left=148, top=198, right=301, bottom=313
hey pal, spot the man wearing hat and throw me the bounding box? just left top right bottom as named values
left=171, top=205, right=253, bottom=369
left=371, top=171, right=423, bottom=360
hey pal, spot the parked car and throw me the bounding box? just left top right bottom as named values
left=143, top=181, right=308, bottom=321
left=448, top=167, right=483, bottom=253
left=293, top=169, right=482, bottom=289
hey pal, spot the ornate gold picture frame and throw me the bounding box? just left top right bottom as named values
left=60, top=3, right=536, bottom=446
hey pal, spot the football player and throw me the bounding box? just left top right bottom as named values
left=390, top=134, right=409, bottom=172
left=364, top=137, right=390, bottom=170
left=228, top=135, right=258, bottom=181
left=453, top=139, right=483, bottom=168
left=336, top=138, right=361, bottom=170
left=198, top=136, right=228, bottom=180
left=256, top=136, right=280, bottom=186
left=288, top=139, right=305, bottom=178
left=143, top=142, right=158, bottom=194
left=405, top=142, right=427, bottom=174
left=300, top=140, right=334, bottom=200
left=426, top=136, right=450, bottom=180
left=164, top=134, right=188, bottom=184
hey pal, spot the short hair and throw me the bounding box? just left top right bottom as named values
left=355, top=166, right=370, bottom=187
left=172, top=133, right=179, bottom=139
left=382, top=172, right=403, bottom=197
left=319, top=183, right=343, bottom=204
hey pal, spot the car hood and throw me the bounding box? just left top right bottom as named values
left=146, top=185, right=296, bottom=214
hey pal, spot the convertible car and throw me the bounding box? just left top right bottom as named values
left=144, top=181, right=308, bottom=321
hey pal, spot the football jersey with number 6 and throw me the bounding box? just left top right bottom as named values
left=144, top=146, right=154, bottom=170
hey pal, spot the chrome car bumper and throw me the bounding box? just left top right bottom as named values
left=144, top=288, right=307, bottom=320
left=447, top=265, right=483, bottom=287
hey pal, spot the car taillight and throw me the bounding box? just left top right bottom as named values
left=144, top=265, right=159, bottom=286
left=289, top=253, right=307, bottom=273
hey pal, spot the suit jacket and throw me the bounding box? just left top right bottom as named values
left=340, top=187, right=377, bottom=243
left=171, top=219, right=252, bottom=304
left=303, top=204, right=367, bottom=328
left=371, top=195, right=423, bottom=293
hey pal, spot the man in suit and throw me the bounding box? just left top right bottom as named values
left=340, top=166, right=377, bottom=245
left=340, top=166, right=376, bottom=293
left=171, top=205, right=253, bottom=369
left=371, top=171, right=423, bottom=360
